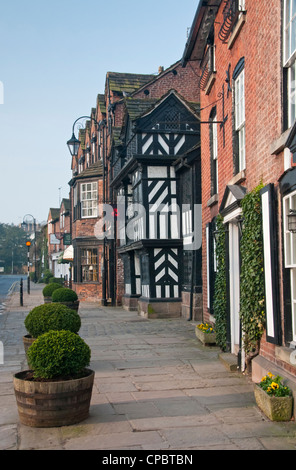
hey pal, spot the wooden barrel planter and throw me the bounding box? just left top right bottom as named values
left=13, top=368, right=94, bottom=427
left=23, top=335, right=35, bottom=358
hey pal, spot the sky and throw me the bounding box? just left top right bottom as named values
left=0, top=0, right=198, bottom=226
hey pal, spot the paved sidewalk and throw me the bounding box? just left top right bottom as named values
left=0, top=283, right=296, bottom=450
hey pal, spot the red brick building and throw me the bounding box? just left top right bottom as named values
left=47, top=198, right=71, bottom=280
left=182, top=0, right=296, bottom=395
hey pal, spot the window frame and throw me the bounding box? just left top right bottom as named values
left=210, top=108, right=218, bottom=196
left=283, top=189, right=296, bottom=342
left=284, top=0, right=296, bottom=128
left=80, top=181, right=98, bottom=219
left=233, top=66, right=246, bottom=173
left=80, top=247, right=99, bottom=283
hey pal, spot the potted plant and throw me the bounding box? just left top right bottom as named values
left=52, top=287, right=79, bottom=311
left=42, top=282, right=62, bottom=303
left=254, top=372, right=293, bottom=421
left=195, top=322, right=216, bottom=345
left=14, top=329, right=94, bottom=427
left=23, top=303, right=81, bottom=359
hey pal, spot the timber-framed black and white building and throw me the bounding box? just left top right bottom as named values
left=110, top=90, right=202, bottom=318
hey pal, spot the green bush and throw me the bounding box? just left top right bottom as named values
left=42, top=283, right=62, bottom=297
left=43, top=269, right=54, bottom=284
left=27, top=330, right=91, bottom=379
left=49, top=277, right=64, bottom=285
left=52, top=287, right=78, bottom=303
left=24, top=303, right=81, bottom=338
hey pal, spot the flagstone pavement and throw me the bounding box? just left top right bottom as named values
left=0, top=282, right=295, bottom=451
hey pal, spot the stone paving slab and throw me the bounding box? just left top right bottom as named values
left=0, top=285, right=296, bottom=451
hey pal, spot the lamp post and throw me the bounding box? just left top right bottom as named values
left=67, top=116, right=108, bottom=306
left=22, top=214, right=37, bottom=286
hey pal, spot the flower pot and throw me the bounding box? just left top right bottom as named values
left=254, top=384, right=293, bottom=421
left=195, top=326, right=216, bottom=345
left=23, top=335, right=35, bottom=355
left=23, top=335, right=36, bottom=368
left=13, top=368, right=94, bottom=427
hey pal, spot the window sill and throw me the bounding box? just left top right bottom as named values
left=228, top=12, right=246, bottom=50
left=207, top=193, right=219, bottom=207
left=204, top=72, right=216, bottom=95
left=275, top=345, right=296, bottom=368
left=228, top=169, right=246, bottom=185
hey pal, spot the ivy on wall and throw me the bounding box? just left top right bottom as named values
left=240, top=183, right=265, bottom=362
left=213, top=214, right=227, bottom=351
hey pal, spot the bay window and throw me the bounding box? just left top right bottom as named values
left=81, top=182, right=98, bottom=218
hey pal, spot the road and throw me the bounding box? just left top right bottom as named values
left=0, top=275, right=24, bottom=311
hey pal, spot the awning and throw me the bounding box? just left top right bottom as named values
left=63, top=245, right=74, bottom=262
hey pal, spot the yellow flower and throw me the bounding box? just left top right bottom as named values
left=261, top=376, right=267, bottom=382
left=267, top=372, right=273, bottom=378
left=271, top=382, right=279, bottom=390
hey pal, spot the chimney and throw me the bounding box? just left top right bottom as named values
left=158, top=66, right=164, bottom=74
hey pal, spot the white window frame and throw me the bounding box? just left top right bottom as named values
left=283, top=189, right=296, bottom=342
left=234, top=68, right=246, bottom=172
left=284, top=0, right=296, bottom=127
left=212, top=111, right=218, bottom=194
left=80, top=182, right=98, bottom=218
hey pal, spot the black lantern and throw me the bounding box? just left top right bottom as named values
left=288, top=210, right=296, bottom=233
left=67, top=133, right=81, bottom=157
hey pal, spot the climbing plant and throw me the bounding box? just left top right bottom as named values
left=213, top=214, right=227, bottom=351
left=240, top=183, right=266, bottom=361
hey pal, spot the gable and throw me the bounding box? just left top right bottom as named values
left=136, top=91, right=200, bottom=133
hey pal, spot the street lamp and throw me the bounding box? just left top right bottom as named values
left=67, top=132, right=81, bottom=158
left=22, top=214, right=37, bottom=286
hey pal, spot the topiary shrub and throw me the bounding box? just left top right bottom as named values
left=27, top=330, right=91, bottom=379
left=49, top=277, right=64, bottom=285
left=24, top=303, right=81, bottom=338
left=42, top=283, right=62, bottom=297
left=52, top=287, right=78, bottom=303
left=43, top=269, right=54, bottom=284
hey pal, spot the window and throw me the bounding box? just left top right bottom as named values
left=81, top=248, right=98, bottom=282
left=234, top=67, right=245, bottom=172
left=210, top=108, right=218, bottom=195
left=283, top=189, right=296, bottom=342
left=284, top=0, right=296, bottom=127
left=81, top=182, right=98, bottom=218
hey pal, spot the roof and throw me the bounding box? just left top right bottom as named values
left=124, top=98, right=158, bottom=121
left=181, top=0, right=221, bottom=65
left=97, top=94, right=106, bottom=114
left=48, top=208, right=59, bottom=222
left=107, top=72, right=156, bottom=95
left=68, top=160, right=103, bottom=186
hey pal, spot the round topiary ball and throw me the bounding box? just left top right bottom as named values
left=24, top=303, right=81, bottom=338
left=52, top=287, right=78, bottom=303
left=42, top=283, right=62, bottom=297
left=27, top=330, right=91, bottom=379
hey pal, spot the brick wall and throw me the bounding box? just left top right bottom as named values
left=199, top=0, right=285, bottom=323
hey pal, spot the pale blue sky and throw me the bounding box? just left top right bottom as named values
left=0, top=0, right=198, bottom=225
